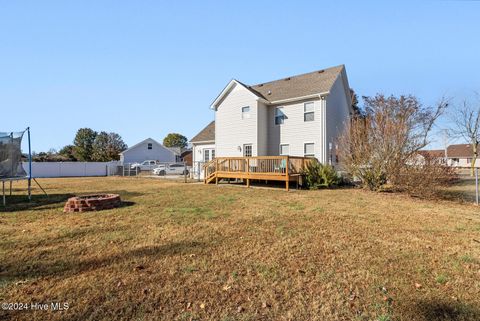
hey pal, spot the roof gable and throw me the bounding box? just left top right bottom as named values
left=120, top=138, right=177, bottom=155
left=211, top=65, right=347, bottom=109
left=190, top=121, right=215, bottom=143
left=249, top=65, right=345, bottom=103
left=211, top=80, right=262, bottom=110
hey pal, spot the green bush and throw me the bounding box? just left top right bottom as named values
left=302, top=160, right=340, bottom=189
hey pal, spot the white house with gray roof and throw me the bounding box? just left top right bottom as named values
left=119, top=138, right=180, bottom=164
left=190, top=65, right=353, bottom=178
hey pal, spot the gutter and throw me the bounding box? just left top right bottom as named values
left=265, top=92, right=329, bottom=105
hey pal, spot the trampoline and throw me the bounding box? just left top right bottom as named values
left=0, top=128, right=32, bottom=206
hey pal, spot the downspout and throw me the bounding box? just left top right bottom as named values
left=321, top=96, right=327, bottom=164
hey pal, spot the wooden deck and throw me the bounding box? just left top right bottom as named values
left=203, top=156, right=313, bottom=191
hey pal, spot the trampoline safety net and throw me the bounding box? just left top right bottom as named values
left=0, top=130, right=27, bottom=178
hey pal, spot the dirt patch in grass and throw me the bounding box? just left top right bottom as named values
left=0, top=177, right=479, bottom=320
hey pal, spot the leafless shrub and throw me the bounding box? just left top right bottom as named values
left=390, top=155, right=459, bottom=198
left=338, top=94, right=454, bottom=197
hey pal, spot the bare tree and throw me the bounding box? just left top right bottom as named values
left=338, top=94, right=450, bottom=194
left=450, top=98, right=480, bottom=176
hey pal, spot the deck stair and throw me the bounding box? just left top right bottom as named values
left=203, top=156, right=312, bottom=191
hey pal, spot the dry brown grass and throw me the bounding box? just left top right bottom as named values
left=1, top=177, right=479, bottom=321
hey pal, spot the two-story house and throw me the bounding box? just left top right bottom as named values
left=191, top=65, right=353, bottom=179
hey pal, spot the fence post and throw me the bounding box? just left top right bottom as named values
left=476, top=167, right=478, bottom=206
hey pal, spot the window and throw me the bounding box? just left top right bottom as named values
left=467, top=158, right=472, bottom=164
left=243, top=144, right=252, bottom=157
left=304, top=143, right=315, bottom=157
left=275, top=107, right=285, bottom=125
left=304, top=102, right=314, bottom=122
left=280, top=144, right=289, bottom=155
left=242, top=106, right=251, bottom=119
left=204, top=149, right=215, bottom=162
left=147, top=143, right=153, bottom=150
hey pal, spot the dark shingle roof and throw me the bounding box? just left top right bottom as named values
left=248, top=65, right=344, bottom=102
left=447, top=144, right=475, bottom=158
left=418, top=149, right=445, bottom=158
left=190, top=121, right=215, bottom=143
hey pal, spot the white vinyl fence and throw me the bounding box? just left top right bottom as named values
left=22, top=161, right=121, bottom=178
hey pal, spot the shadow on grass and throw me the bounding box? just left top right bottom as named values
left=0, top=194, right=74, bottom=212
left=413, top=300, right=480, bottom=321
left=217, top=179, right=355, bottom=191
left=0, top=190, right=141, bottom=213
left=1, top=240, right=208, bottom=283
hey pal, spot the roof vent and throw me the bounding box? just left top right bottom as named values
left=284, top=77, right=291, bottom=81
left=267, top=90, right=272, bottom=95
left=318, top=69, right=325, bottom=73
left=258, top=84, right=263, bottom=87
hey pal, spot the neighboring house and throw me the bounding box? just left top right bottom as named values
left=119, top=138, right=179, bottom=164
left=419, top=144, right=480, bottom=167
left=190, top=65, right=353, bottom=178
left=417, top=149, right=447, bottom=164
left=181, top=150, right=193, bottom=166
left=446, top=144, right=480, bottom=167
left=190, top=121, right=215, bottom=178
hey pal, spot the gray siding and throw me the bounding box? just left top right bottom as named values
left=121, top=138, right=177, bottom=164
left=212, top=73, right=351, bottom=164
left=266, top=99, right=324, bottom=160
left=215, top=83, right=259, bottom=156
left=325, top=75, right=351, bottom=165
left=257, top=101, right=269, bottom=156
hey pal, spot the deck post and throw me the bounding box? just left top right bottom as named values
left=215, top=158, right=219, bottom=185
left=285, top=156, right=290, bottom=191
left=247, top=178, right=250, bottom=188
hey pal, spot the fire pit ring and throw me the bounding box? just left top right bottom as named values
left=63, top=194, right=121, bottom=213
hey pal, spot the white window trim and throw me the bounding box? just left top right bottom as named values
left=243, top=144, right=253, bottom=157
left=279, top=143, right=289, bottom=156
left=241, top=106, right=251, bottom=119
left=147, top=143, right=153, bottom=150
left=274, top=106, right=285, bottom=126
left=204, top=149, right=210, bottom=162
left=304, top=142, right=315, bottom=157
left=304, top=101, right=315, bottom=122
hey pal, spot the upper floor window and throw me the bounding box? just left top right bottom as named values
left=280, top=144, right=289, bottom=156
left=304, top=102, right=314, bottom=122
left=467, top=158, right=472, bottom=164
left=304, top=143, right=315, bottom=157
left=242, top=106, right=251, bottom=119
left=147, top=143, right=153, bottom=150
left=275, top=107, right=285, bottom=125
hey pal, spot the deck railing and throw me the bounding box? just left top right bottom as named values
left=203, top=156, right=314, bottom=185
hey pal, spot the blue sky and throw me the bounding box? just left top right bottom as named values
left=1, top=1, right=479, bottom=152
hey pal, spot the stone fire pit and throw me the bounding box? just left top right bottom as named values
left=63, top=194, right=121, bottom=212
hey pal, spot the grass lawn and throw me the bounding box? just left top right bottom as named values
left=1, top=177, right=479, bottom=321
